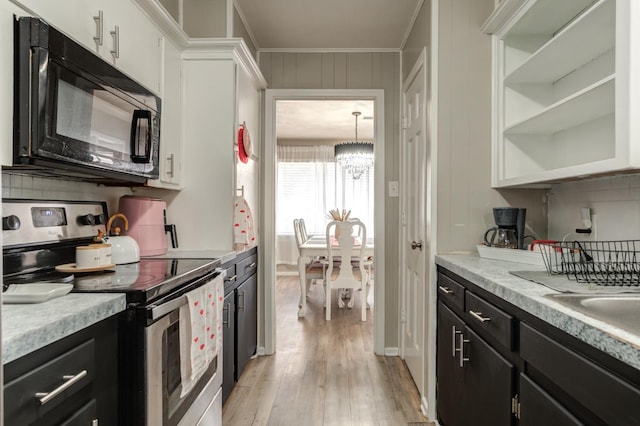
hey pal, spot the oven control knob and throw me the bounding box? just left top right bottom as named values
left=93, top=214, right=106, bottom=225
left=3, top=215, right=21, bottom=231
left=78, top=214, right=96, bottom=226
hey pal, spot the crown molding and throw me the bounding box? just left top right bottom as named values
left=258, top=47, right=401, bottom=54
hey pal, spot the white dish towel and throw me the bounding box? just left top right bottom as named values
left=179, top=271, right=225, bottom=397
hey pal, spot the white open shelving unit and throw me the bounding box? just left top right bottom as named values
left=483, top=0, right=640, bottom=187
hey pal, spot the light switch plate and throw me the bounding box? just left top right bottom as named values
left=388, top=181, right=399, bottom=197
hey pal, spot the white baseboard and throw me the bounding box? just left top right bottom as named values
left=384, top=347, right=399, bottom=356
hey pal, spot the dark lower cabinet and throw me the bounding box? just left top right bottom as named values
left=236, top=272, right=257, bottom=381
left=222, top=291, right=236, bottom=403
left=437, top=267, right=640, bottom=426
left=4, top=315, right=118, bottom=426
left=437, top=302, right=514, bottom=426
left=222, top=247, right=258, bottom=404
left=519, top=374, right=583, bottom=426
left=436, top=303, right=467, bottom=426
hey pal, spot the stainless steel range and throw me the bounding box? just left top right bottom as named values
left=2, top=199, right=224, bottom=425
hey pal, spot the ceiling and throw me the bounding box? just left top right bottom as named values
left=234, top=0, right=422, bottom=50
left=234, top=0, right=422, bottom=142
left=276, top=100, right=375, bottom=142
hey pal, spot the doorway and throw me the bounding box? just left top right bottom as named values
left=262, top=89, right=386, bottom=355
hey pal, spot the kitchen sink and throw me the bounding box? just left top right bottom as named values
left=545, top=293, right=640, bottom=336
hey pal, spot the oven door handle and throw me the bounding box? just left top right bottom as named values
left=146, top=268, right=226, bottom=321
left=148, top=294, right=188, bottom=320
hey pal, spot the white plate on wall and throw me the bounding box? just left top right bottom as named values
left=2, top=283, right=73, bottom=304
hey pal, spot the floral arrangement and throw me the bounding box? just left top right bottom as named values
left=328, top=208, right=350, bottom=221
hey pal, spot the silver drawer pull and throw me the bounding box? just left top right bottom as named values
left=247, top=262, right=257, bottom=269
left=35, top=370, right=88, bottom=405
left=438, top=286, right=454, bottom=294
left=225, top=274, right=237, bottom=282
left=469, top=310, right=491, bottom=323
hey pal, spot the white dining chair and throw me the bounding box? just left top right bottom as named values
left=324, top=219, right=371, bottom=321
left=294, top=219, right=324, bottom=306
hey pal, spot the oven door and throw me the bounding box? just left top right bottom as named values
left=144, top=273, right=223, bottom=426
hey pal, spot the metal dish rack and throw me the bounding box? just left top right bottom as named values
left=538, top=240, right=640, bottom=286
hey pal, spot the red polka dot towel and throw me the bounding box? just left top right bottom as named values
left=234, top=195, right=256, bottom=251
left=179, top=271, right=225, bottom=397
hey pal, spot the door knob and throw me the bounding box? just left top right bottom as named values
left=411, top=240, right=423, bottom=250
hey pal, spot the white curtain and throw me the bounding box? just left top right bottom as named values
left=276, top=145, right=374, bottom=266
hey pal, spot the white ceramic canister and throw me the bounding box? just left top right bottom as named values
left=76, top=245, right=102, bottom=269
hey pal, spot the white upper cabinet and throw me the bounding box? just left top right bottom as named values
left=146, top=37, right=183, bottom=189
left=483, top=0, right=639, bottom=187
left=13, top=0, right=162, bottom=94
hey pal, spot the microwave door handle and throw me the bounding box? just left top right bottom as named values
left=130, top=109, right=151, bottom=163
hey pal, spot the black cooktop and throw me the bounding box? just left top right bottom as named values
left=4, top=257, right=221, bottom=304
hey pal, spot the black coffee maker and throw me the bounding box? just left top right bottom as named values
left=483, top=207, right=528, bottom=249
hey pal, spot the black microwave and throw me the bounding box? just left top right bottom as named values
left=13, top=17, right=161, bottom=184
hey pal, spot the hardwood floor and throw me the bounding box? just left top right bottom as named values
left=222, top=275, right=433, bottom=425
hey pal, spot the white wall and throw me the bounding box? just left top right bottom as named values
left=1, top=173, right=131, bottom=215
left=548, top=174, right=640, bottom=242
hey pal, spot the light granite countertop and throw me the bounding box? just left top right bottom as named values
left=2, top=293, right=126, bottom=365
left=436, top=254, right=640, bottom=371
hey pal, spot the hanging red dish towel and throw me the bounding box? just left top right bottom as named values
left=233, top=195, right=256, bottom=252
left=178, top=271, right=225, bottom=397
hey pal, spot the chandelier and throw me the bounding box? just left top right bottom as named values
left=334, top=111, right=374, bottom=180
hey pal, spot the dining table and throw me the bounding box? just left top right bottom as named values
left=297, top=235, right=374, bottom=317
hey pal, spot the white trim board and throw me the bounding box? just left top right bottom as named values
left=262, top=89, right=386, bottom=355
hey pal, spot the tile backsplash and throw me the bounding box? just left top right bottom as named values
left=548, top=174, right=640, bottom=242
left=2, top=172, right=131, bottom=214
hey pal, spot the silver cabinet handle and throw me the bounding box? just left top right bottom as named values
left=439, top=285, right=453, bottom=294
left=469, top=310, right=491, bottom=323
left=110, top=25, right=119, bottom=60
left=93, top=10, right=103, bottom=48
left=248, top=262, right=257, bottom=269
left=225, top=274, right=237, bottom=283
left=166, top=154, right=174, bottom=178
left=457, top=334, right=470, bottom=367
left=451, top=326, right=462, bottom=357
left=411, top=240, right=423, bottom=250
left=92, top=420, right=99, bottom=426
left=35, top=370, right=88, bottom=405
left=238, top=291, right=245, bottom=311
left=223, top=302, right=231, bottom=327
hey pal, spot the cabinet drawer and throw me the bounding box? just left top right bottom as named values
left=5, top=339, right=95, bottom=425
left=437, top=273, right=465, bottom=314
left=521, top=323, right=640, bottom=425
left=221, top=263, right=237, bottom=295
left=466, top=291, right=514, bottom=351
left=236, top=253, right=257, bottom=282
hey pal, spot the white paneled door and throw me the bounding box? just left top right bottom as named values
left=400, top=53, right=428, bottom=398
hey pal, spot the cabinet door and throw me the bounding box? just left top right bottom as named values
left=519, top=374, right=583, bottom=426
left=464, top=326, right=514, bottom=426
left=147, top=37, right=183, bottom=189
left=59, top=399, right=97, bottom=426
left=235, top=273, right=257, bottom=381
left=436, top=302, right=467, bottom=426
left=14, top=0, right=103, bottom=53
left=222, top=291, right=236, bottom=404
left=105, top=0, right=161, bottom=94
left=14, top=0, right=161, bottom=94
